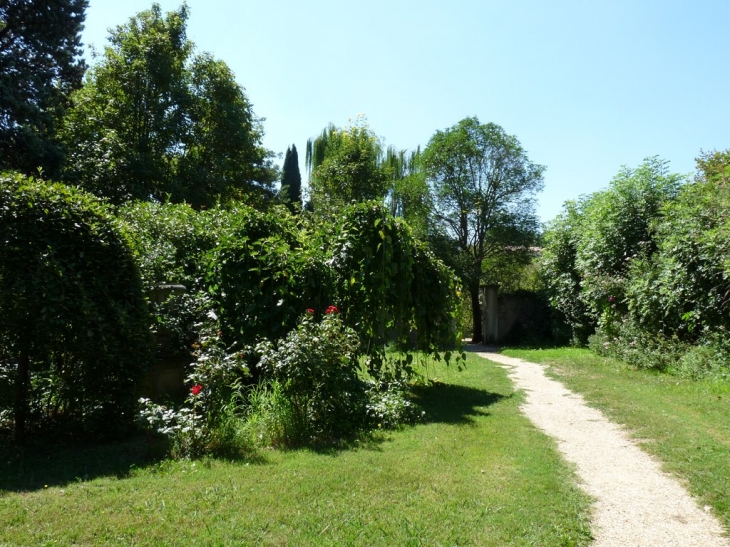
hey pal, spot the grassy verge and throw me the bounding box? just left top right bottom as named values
left=501, top=347, right=730, bottom=530
left=0, top=353, right=592, bottom=546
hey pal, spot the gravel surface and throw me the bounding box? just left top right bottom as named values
left=477, top=350, right=730, bottom=547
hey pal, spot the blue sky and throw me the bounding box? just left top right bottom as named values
left=81, top=1, right=729, bottom=223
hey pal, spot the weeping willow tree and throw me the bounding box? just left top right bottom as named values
left=384, top=146, right=433, bottom=237
left=305, top=118, right=387, bottom=211
left=305, top=117, right=431, bottom=228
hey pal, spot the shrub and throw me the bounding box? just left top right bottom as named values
left=365, top=379, right=424, bottom=429
left=138, top=313, right=252, bottom=458
left=206, top=205, right=333, bottom=351
left=326, top=202, right=462, bottom=378
left=0, top=173, right=151, bottom=440
left=255, top=309, right=366, bottom=442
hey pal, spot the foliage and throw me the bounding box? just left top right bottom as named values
left=255, top=310, right=367, bottom=442
left=364, top=379, right=424, bottom=429
left=624, top=158, right=730, bottom=341
left=306, top=117, right=389, bottom=212
left=241, top=379, right=299, bottom=448
left=384, top=147, right=433, bottom=238
left=117, top=200, right=463, bottom=453
left=541, top=157, right=687, bottom=344
left=0, top=172, right=151, bottom=440
left=540, top=201, right=593, bottom=344
left=423, top=116, right=544, bottom=342
left=573, top=157, right=685, bottom=325
left=327, top=202, right=461, bottom=371
left=0, top=0, right=87, bottom=175
left=59, top=3, right=276, bottom=207
left=117, top=201, right=235, bottom=359
left=281, top=144, right=302, bottom=211
left=120, top=199, right=461, bottom=393
left=117, top=201, right=222, bottom=292
left=138, top=311, right=251, bottom=459
left=206, top=205, right=333, bottom=350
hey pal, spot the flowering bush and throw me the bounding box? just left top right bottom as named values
left=255, top=308, right=366, bottom=441
left=365, top=380, right=424, bottom=429
left=138, top=313, right=251, bottom=458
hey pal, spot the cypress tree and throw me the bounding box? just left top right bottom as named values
left=281, top=144, right=302, bottom=210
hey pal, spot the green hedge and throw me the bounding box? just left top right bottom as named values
left=0, top=173, right=151, bottom=440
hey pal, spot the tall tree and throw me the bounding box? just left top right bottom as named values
left=423, top=117, right=544, bottom=343
left=281, top=144, right=302, bottom=210
left=305, top=118, right=388, bottom=212
left=59, top=3, right=275, bottom=207
left=384, top=146, right=432, bottom=238
left=0, top=0, right=87, bottom=175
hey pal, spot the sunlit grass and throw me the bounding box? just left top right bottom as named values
left=502, top=346, right=730, bottom=531
left=0, top=353, right=592, bottom=546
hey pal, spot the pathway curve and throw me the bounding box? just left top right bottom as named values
left=476, top=349, right=730, bottom=547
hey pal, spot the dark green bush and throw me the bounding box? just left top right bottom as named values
left=625, top=175, right=730, bottom=340
left=541, top=157, right=687, bottom=344
left=327, top=203, right=460, bottom=370
left=206, top=205, right=333, bottom=350
left=0, top=173, right=151, bottom=440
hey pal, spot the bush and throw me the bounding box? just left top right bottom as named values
left=326, top=202, right=461, bottom=377
left=138, top=314, right=252, bottom=458
left=541, top=158, right=686, bottom=344
left=0, top=172, right=152, bottom=440
left=255, top=308, right=366, bottom=442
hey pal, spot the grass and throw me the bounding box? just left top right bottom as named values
left=0, top=353, right=593, bottom=546
left=501, top=346, right=730, bottom=531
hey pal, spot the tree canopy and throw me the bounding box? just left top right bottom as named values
left=305, top=118, right=388, bottom=212
left=59, top=3, right=276, bottom=207
left=0, top=0, right=87, bottom=175
left=423, top=117, right=544, bottom=342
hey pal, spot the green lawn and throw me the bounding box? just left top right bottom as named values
left=0, top=353, right=592, bottom=546
left=501, top=347, right=730, bottom=531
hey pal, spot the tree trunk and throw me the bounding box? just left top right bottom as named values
left=14, top=350, right=30, bottom=444
left=470, top=286, right=483, bottom=344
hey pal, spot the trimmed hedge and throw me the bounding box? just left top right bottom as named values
left=0, top=173, right=151, bottom=440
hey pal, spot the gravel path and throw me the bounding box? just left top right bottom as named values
left=476, top=349, right=730, bottom=547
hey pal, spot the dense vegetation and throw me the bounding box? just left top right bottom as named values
left=2, top=0, right=728, bottom=463
left=0, top=173, right=151, bottom=443
left=541, top=152, right=730, bottom=379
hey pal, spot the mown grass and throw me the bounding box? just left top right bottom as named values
left=501, top=347, right=730, bottom=531
left=0, top=353, right=592, bottom=546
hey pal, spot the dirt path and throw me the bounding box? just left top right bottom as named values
left=476, top=350, right=730, bottom=547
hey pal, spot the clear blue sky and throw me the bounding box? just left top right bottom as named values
left=81, top=1, right=730, bottom=223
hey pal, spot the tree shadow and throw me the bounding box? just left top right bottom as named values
left=0, top=434, right=168, bottom=493
left=0, top=433, right=267, bottom=493
left=411, top=381, right=509, bottom=425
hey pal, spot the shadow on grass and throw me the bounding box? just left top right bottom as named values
left=0, top=433, right=267, bottom=493
left=0, top=434, right=170, bottom=493
left=411, top=381, right=509, bottom=425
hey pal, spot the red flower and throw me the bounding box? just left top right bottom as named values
left=191, top=384, right=203, bottom=396
left=325, top=305, right=339, bottom=314
left=607, top=296, right=615, bottom=303
left=306, top=308, right=315, bottom=314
